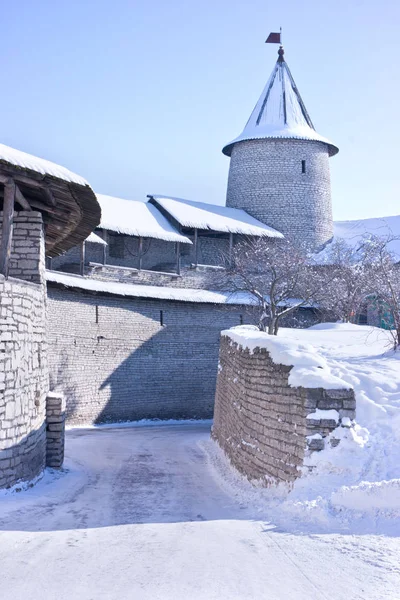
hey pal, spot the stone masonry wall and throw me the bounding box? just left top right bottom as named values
left=46, top=286, right=250, bottom=424
left=46, top=392, right=65, bottom=468
left=212, top=336, right=355, bottom=485
left=0, top=278, right=49, bottom=488
left=0, top=212, right=50, bottom=489
left=0, top=211, right=46, bottom=283
left=226, top=139, right=333, bottom=250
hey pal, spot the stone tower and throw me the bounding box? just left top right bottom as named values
left=223, top=46, right=339, bottom=249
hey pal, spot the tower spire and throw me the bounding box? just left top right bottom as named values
left=222, top=39, right=338, bottom=158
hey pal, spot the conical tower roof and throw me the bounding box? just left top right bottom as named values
left=222, top=47, right=338, bottom=157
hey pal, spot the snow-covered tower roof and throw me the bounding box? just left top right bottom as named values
left=222, top=46, right=338, bottom=157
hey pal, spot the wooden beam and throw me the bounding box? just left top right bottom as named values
left=15, top=184, right=32, bottom=211
left=138, top=236, right=143, bottom=271
left=28, top=199, right=56, bottom=213
left=80, top=241, right=86, bottom=276
left=103, top=230, right=108, bottom=264
left=42, top=185, right=56, bottom=206
left=0, top=179, right=16, bottom=277
left=194, top=228, right=198, bottom=267
left=176, top=242, right=181, bottom=275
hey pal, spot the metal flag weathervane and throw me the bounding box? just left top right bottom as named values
left=265, top=27, right=282, bottom=45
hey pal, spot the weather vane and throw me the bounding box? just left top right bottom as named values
left=265, top=27, right=282, bottom=45
left=265, top=27, right=284, bottom=60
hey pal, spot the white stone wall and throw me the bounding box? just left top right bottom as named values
left=226, top=139, right=333, bottom=249
left=0, top=213, right=49, bottom=488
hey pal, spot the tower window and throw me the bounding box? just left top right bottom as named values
left=301, top=160, right=306, bottom=174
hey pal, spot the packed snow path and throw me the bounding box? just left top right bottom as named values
left=0, top=423, right=398, bottom=600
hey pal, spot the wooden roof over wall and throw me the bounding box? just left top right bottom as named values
left=0, top=162, right=100, bottom=258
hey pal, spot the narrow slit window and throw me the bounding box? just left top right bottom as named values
left=301, top=160, right=306, bottom=174
left=160, top=310, right=164, bottom=326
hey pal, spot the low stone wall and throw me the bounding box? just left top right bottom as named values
left=46, top=392, right=66, bottom=468
left=212, top=335, right=355, bottom=485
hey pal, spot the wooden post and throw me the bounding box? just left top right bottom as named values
left=0, top=179, right=16, bottom=278
left=176, top=242, right=181, bottom=275
left=80, top=241, right=86, bottom=276
left=103, top=231, right=108, bottom=265
left=229, top=232, right=233, bottom=265
left=194, top=228, right=198, bottom=267
left=138, top=236, right=143, bottom=271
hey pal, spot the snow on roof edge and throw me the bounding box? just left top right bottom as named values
left=0, top=142, right=89, bottom=186
left=46, top=270, right=255, bottom=305
left=96, top=194, right=192, bottom=244
left=149, top=195, right=284, bottom=238
left=85, top=232, right=107, bottom=245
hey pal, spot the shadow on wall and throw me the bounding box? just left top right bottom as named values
left=46, top=288, right=246, bottom=425
left=0, top=425, right=46, bottom=490
left=96, top=325, right=219, bottom=423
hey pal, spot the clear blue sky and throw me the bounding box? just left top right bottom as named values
left=1, top=0, right=399, bottom=220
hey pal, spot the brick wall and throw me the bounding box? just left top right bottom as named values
left=0, top=212, right=49, bottom=489
left=46, top=286, right=250, bottom=424
left=212, top=336, right=355, bottom=485
left=226, top=139, right=333, bottom=249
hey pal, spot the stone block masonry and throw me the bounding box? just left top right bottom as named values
left=226, top=139, right=333, bottom=250
left=46, top=285, right=250, bottom=424
left=212, top=335, right=355, bottom=485
left=0, top=211, right=45, bottom=283
left=46, top=392, right=65, bottom=468
left=0, top=274, right=49, bottom=488
left=0, top=211, right=51, bottom=489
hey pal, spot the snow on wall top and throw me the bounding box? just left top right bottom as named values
left=149, top=195, right=283, bottom=238
left=222, top=52, right=338, bottom=157
left=0, top=142, right=88, bottom=185
left=223, top=325, right=350, bottom=389
left=46, top=270, right=256, bottom=305
left=96, top=194, right=191, bottom=244
left=85, top=231, right=107, bottom=245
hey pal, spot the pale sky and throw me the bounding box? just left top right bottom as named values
left=1, top=0, right=399, bottom=221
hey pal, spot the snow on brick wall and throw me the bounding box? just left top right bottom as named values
left=212, top=335, right=355, bottom=485
left=226, top=139, right=332, bottom=250
left=0, top=215, right=49, bottom=488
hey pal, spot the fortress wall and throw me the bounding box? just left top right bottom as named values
left=46, top=286, right=248, bottom=424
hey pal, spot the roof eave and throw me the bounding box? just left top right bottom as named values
left=222, top=136, right=339, bottom=157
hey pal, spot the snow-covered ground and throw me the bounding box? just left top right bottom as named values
left=209, top=323, right=400, bottom=537
left=0, top=324, right=399, bottom=599
left=0, top=422, right=399, bottom=600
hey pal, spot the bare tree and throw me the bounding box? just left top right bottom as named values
left=364, top=235, right=400, bottom=349
left=222, top=237, right=327, bottom=335
left=316, top=238, right=372, bottom=323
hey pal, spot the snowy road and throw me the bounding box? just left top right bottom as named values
left=0, top=423, right=398, bottom=600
